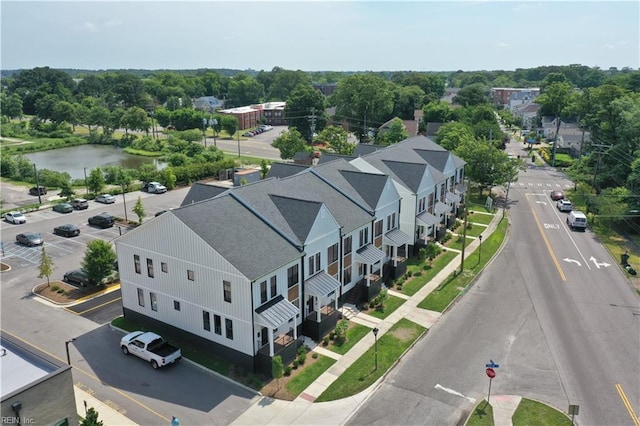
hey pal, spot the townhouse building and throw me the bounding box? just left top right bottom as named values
left=115, top=135, right=464, bottom=375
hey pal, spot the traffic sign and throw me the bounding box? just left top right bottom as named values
left=485, top=359, right=500, bottom=368
left=486, top=368, right=496, bottom=378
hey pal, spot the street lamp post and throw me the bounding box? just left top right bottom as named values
left=33, top=164, right=42, bottom=204
left=65, top=338, right=76, bottom=365
left=372, top=327, right=379, bottom=371
left=202, top=118, right=208, bottom=147
left=478, top=234, right=483, bottom=264
left=83, top=167, right=88, bottom=197
left=209, top=117, right=218, bottom=148
left=237, top=129, right=241, bottom=158
left=121, top=183, right=128, bottom=223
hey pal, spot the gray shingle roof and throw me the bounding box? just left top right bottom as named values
left=353, top=144, right=383, bottom=157
left=413, top=149, right=449, bottom=172
left=382, top=160, right=427, bottom=192
left=317, top=153, right=355, bottom=165
left=270, top=194, right=323, bottom=243
left=172, top=194, right=301, bottom=280
left=266, top=163, right=309, bottom=179
left=181, top=182, right=230, bottom=207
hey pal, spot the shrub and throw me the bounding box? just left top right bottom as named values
left=323, top=336, right=330, bottom=346
left=369, top=301, right=376, bottom=309
left=51, top=285, right=60, bottom=291
left=329, top=331, right=336, bottom=340
left=414, top=270, right=423, bottom=277
left=456, top=234, right=465, bottom=243
left=312, top=353, right=318, bottom=359
left=297, top=346, right=307, bottom=365
left=397, top=285, right=403, bottom=291
left=423, top=264, right=432, bottom=270
left=360, top=302, right=369, bottom=311
left=57, top=289, right=65, bottom=294
left=292, top=360, right=299, bottom=369
left=424, top=242, right=442, bottom=260
left=334, top=319, right=349, bottom=344
left=442, top=233, right=452, bottom=243
left=284, top=366, right=292, bottom=376
left=466, top=222, right=473, bottom=230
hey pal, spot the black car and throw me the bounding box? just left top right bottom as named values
left=64, top=269, right=90, bottom=286
left=88, top=212, right=115, bottom=228
left=53, top=224, right=81, bottom=237
left=29, top=186, right=47, bottom=196
left=16, top=233, right=44, bottom=246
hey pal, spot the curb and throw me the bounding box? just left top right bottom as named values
left=32, top=282, right=121, bottom=307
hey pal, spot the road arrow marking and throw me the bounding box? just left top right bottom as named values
left=563, top=258, right=582, bottom=266
left=435, top=384, right=476, bottom=403
left=589, top=256, right=611, bottom=269
left=536, top=201, right=548, bottom=205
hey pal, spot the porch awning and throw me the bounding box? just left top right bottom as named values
left=446, top=192, right=461, bottom=204
left=384, top=228, right=412, bottom=246
left=355, top=244, right=385, bottom=264
left=435, top=201, right=450, bottom=215
left=455, top=183, right=468, bottom=193
left=254, top=295, right=298, bottom=329
left=305, top=271, right=341, bottom=297
left=416, top=211, right=439, bottom=226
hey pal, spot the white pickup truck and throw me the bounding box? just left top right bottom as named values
left=120, top=331, right=181, bottom=369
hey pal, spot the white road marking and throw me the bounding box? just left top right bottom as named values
left=434, top=384, right=476, bottom=403
left=589, top=256, right=611, bottom=269
left=563, top=258, right=582, bottom=266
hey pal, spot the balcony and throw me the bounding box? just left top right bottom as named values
left=303, top=306, right=341, bottom=341
left=384, top=256, right=407, bottom=282
left=256, top=332, right=301, bottom=377
left=358, top=272, right=384, bottom=301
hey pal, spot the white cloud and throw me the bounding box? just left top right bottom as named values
left=497, top=42, right=510, bottom=48
left=103, top=20, right=123, bottom=28
left=76, top=22, right=98, bottom=32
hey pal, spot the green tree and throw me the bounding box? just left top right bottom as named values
left=376, top=118, right=408, bottom=146
left=0, top=93, right=23, bottom=118
left=536, top=81, right=574, bottom=166
left=260, top=159, right=270, bottom=179
left=35, top=94, right=61, bottom=120
left=317, top=126, right=354, bottom=155
left=393, top=85, right=425, bottom=119
left=58, top=182, right=75, bottom=200
left=435, top=122, right=475, bottom=151
left=133, top=196, right=146, bottom=225
left=82, top=240, right=117, bottom=286
left=86, top=168, right=105, bottom=195
left=267, top=69, right=312, bottom=100
left=453, top=83, right=489, bottom=107
left=220, top=115, right=238, bottom=138
left=52, top=101, right=77, bottom=130
left=423, top=101, right=452, bottom=124
left=37, top=246, right=55, bottom=287
left=227, top=73, right=264, bottom=107
left=271, top=355, right=284, bottom=391
left=80, top=407, right=104, bottom=426
left=333, top=74, right=395, bottom=142
left=272, top=128, right=308, bottom=160
left=454, top=138, right=508, bottom=196
left=122, top=107, right=151, bottom=134
left=285, top=84, right=327, bottom=141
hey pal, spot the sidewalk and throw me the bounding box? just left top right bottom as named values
left=233, top=208, right=521, bottom=426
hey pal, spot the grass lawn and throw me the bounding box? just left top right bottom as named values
left=402, top=251, right=458, bottom=296
left=326, top=323, right=371, bottom=355
left=285, top=355, right=336, bottom=396
left=462, top=224, right=488, bottom=237
left=363, top=295, right=406, bottom=320
left=512, top=398, right=572, bottom=426
left=467, top=400, right=494, bottom=426
left=468, top=212, right=494, bottom=225
left=418, top=218, right=508, bottom=312
left=444, top=235, right=475, bottom=251
left=315, top=318, right=425, bottom=402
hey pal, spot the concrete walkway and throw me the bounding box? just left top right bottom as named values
left=232, top=208, right=524, bottom=426
left=74, top=208, right=523, bottom=426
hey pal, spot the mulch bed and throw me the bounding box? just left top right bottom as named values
left=259, top=353, right=323, bottom=400
left=34, top=280, right=110, bottom=304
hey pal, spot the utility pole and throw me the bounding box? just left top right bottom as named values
left=459, top=179, right=470, bottom=273
left=363, top=105, right=368, bottom=143
left=309, top=108, right=317, bottom=141
left=591, top=143, right=612, bottom=194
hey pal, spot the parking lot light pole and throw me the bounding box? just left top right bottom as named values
left=83, top=167, right=88, bottom=196
left=33, top=164, right=42, bottom=204
left=65, top=338, right=76, bottom=365
left=121, top=183, right=128, bottom=223
left=478, top=235, right=483, bottom=265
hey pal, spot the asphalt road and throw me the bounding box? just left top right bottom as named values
left=350, top=141, right=640, bottom=426
left=1, top=186, right=258, bottom=425
left=205, top=126, right=285, bottom=161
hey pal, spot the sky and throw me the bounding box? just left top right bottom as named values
left=1, top=1, right=638, bottom=72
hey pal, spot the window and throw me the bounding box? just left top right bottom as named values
left=392, top=213, right=396, bottom=229
left=134, top=255, right=141, bottom=274
left=327, top=243, right=339, bottom=264
left=386, top=214, right=392, bottom=231
left=440, top=184, right=446, bottom=201
left=358, top=263, right=366, bottom=276
left=344, top=236, right=352, bottom=255
left=343, top=267, right=352, bottom=285
left=419, top=197, right=426, bottom=213
left=428, top=194, right=434, bottom=213
left=225, top=318, right=234, bottom=340
left=187, top=270, right=195, bottom=281
left=386, top=245, right=393, bottom=258
left=223, top=280, right=232, bottom=303
left=260, top=280, right=267, bottom=303
left=203, top=311, right=211, bottom=331
left=137, top=288, right=144, bottom=307
left=214, top=314, right=222, bottom=335
left=150, top=292, right=157, bottom=311
left=374, top=220, right=383, bottom=237
left=287, top=265, right=299, bottom=287
left=308, top=252, right=321, bottom=275
left=270, top=276, right=277, bottom=298
left=174, top=300, right=181, bottom=311
left=359, top=228, right=369, bottom=247
left=161, top=262, right=168, bottom=273
left=147, top=258, right=154, bottom=278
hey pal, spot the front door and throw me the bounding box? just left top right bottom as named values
left=261, top=327, right=268, bottom=347
left=306, top=296, right=315, bottom=317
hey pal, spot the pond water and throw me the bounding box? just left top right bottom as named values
left=26, top=145, right=167, bottom=179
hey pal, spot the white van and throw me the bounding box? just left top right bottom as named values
left=567, top=211, right=587, bottom=231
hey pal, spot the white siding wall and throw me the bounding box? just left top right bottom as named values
left=395, top=181, right=416, bottom=243
left=117, top=216, right=254, bottom=356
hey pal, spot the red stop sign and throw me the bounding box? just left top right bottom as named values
left=486, top=368, right=496, bottom=378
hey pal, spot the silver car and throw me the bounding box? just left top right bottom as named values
left=95, top=194, right=116, bottom=204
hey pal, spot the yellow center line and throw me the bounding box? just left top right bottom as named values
left=65, top=296, right=122, bottom=316
left=1, top=328, right=170, bottom=423
left=525, top=194, right=567, bottom=282
left=616, top=384, right=640, bottom=426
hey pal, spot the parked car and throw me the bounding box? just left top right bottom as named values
left=120, top=331, right=182, bottom=369
left=556, top=199, right=573, bottom=212
left=16, top=233, right=43, bottom=247
left=141, top=182, right=167, bottom=194
left=29, top=186, right=47, bottom=196
left=63, top=269, right=90, bottom=286
left=550, top=190, right=565, bottom=201
left=95, top=194, right=116, bottom=204
left=53, top=224, right=80, bottom=237
left=5, top=212, right=26, bottom=224
left=88, top=212, right=115, bottom=228
left=52, top=203, right=73, bottom=213
left=243, top=132, right=254, bottom=137
left=70, top=198, right=89, bottom=210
